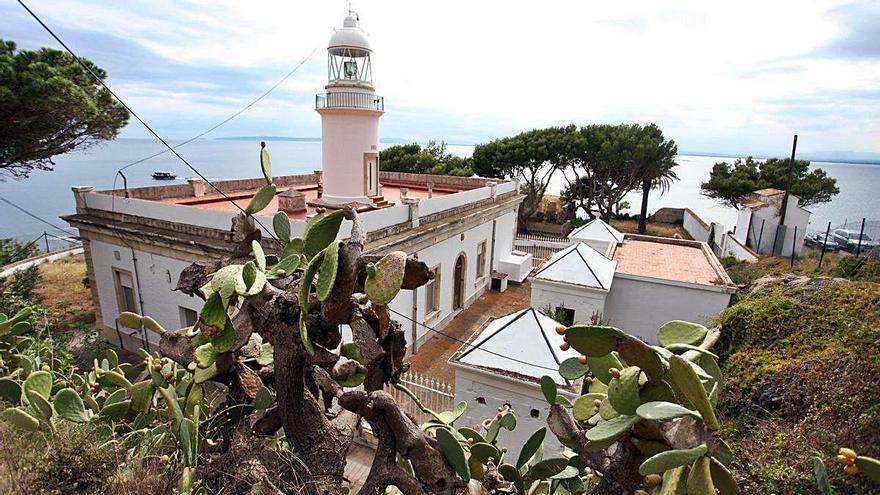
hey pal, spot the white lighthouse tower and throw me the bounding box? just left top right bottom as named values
left=316, top=12, right=384, bottom=207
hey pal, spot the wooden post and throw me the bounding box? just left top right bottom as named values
left=818, top=221, right=831, bottom=269
left=856, top=218, right=867, bottom=257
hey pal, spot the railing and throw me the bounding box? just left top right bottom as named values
left=386, top=371, right=454, bottom=425
left=515, top=234, right=570, bottom=271
left=316, top=92, right=384, bottom=111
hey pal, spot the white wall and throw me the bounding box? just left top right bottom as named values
left=89, top=239, right=204, bottom=347
left=721, top=233, right=759, bottom=262
left=683, top=209, right=711, bottom=243
left=403, top=221, right=495, bottom=346
left=603, top=275, right=732, bottom=343
left=320, top=109, right=380, bottom=203
left=454, top=367, right=575, bottom=460
left=530, top=280, right=607, bottom=325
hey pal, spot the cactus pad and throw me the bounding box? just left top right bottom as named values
left=639, top=444, right=708, bottom=475
left=565, top=326, right=624, bottom=357
left=585, top=414, right=639, bottom=442
left=316, top=241, right=340, bottom=302
left=658, top=320, right=708, bottom=347
left=607, top=366, right=641, bottom=415
left=636, top=401, right=700, bottom=421
left=668, top=355, right=719, bottom=430
left=585, top=352, right=625, bottom=384
left=23, top=370, right=52, bottom=400
left=272, top=211, right=289, bottom=241
left=436, top=427, right=470, bottom=481
left=118, top=311, right=143, bottom=329
left=54, top=387, right=92, bottom=423
left=365, top=251, right=407, bottom=306
left=618, top=335, right=664, bottom=383
left=303, top=210, right=344, bottom=259
left=2, top=407, right=40, bottom=431
left=686, top=456, right=715, bottom=495
left=558, top=357, right=590, bottom=380
left=260, top=145, right=272, bottom=184
left=244, top=183, right=276, bottom=215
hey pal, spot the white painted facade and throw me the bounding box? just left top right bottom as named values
left=530, top=280, right=607, bottom=326
left=733, top=191, right=811, bottom=257
left=88, top=238, right=204, bottom=347
left=453, top=366, right=575, bottom=459
left=603, top=273, right=733, bottom=343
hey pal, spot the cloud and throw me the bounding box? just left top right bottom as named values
left=815, top=2, right=880, bottom=60
left=1, top=0, right=878, bottom=154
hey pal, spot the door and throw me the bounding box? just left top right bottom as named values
left=453, top=254, right=466, bottom=310
left=364, top=153, right=379, bottom=197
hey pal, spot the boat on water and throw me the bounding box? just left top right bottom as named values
left=151, top=171, right=177, bottom=180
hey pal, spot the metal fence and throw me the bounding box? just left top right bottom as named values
left=386, top=371, right=455, bottom=425
left=514, top=234, right=569, bottom=271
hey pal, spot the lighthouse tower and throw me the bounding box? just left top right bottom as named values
left=316, top=12, right=384, bottom=207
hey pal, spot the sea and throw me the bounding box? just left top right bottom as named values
left=1, top=138, right=878, bottom=250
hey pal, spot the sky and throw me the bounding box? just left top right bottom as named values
left=3, top=0, right=880, bottom=156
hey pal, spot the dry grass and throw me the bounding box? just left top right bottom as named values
left=34, top=254, right=93, bottom=319
left=610, top=219, right=691, bottom=239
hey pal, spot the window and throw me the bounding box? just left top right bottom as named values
left=476, top=240, right=487, bottom=279
left=425, top=265, right=441, bottom=315
left=179, top=307, right=198, bottom=328
left=113, top=269, right=137, bottom=313
left=556, top=307, right=575, bottom=327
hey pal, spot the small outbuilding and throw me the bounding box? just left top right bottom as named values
left=530, top=243, right=616, bottom=326
left=733, top=188, right=811, bottom=257
left=450, top=307, right=581, bottom=459
left=567, top=218, right=624, bottom=255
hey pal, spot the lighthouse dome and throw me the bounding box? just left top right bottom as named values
left=328, top=15, right=371, bottom=57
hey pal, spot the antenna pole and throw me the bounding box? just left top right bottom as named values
left=778, top=134, right=797, bottom=227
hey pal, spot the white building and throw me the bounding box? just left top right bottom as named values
left=567, top=218, right=623, bottom=255
left=733, top=188, right=811, bottom=257
left=530, top=243, right=616, bottom=326
left=531, top=235, right=735, bottom=343
left=64, top=13, right=530, bottom=354
left=449, top=308, right=581, bottom=459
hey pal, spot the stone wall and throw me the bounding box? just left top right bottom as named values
left=651, top=207, right=685, bottom=224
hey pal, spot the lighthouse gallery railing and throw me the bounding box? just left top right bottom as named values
left=315, top=92, right=384, bottom=111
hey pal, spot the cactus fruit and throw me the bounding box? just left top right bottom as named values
left=559, top=342, right=570, bottom=351
left=316, top=241, right=341, bottom=302
left=555, top=324, right=566, bottom=336
left=658, top=320, right=708, bottom=347
left=839, top=448, right=857, bottom=459
left=364, top=251, right=407, bottom=306
left=244, top=183, right=276, bottom=215
left=639, top=444, right=708, bottom=476
left=564, top=325, right=624, bottom=357
left=646, top=473, right=663, bottom=486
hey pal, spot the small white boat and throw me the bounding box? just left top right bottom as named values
left=151, top=171, right=177, bottom=180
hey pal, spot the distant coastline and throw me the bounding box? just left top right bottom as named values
left=173, top=137, right=880, bottom=166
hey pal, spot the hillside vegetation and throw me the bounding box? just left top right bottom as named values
left=715, top=274, right=880, bottom=494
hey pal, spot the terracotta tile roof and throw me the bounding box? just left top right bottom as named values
left=611, top=239, right=726, bottom=286
left=753, top=188, right=785, bottom=197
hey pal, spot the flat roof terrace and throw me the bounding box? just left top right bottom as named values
left=161, top=183, right=449, bottom=220
left=610, top=235, right=735, bottom=289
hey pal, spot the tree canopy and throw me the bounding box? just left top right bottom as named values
left=473, top=126, right=580, bottom=229
left=380, top=141, right=473, bottom=177
left=700, top=156, right=839, bottom=209
left=0, top=39, right=129, bottom=179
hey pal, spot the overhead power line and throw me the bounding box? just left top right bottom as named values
left=0, top=196, right=76, bottom=236
left=17, top=0, right=280, bottom=242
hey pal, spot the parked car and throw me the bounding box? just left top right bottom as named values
left=804, top=231, right=838, bottom=250
left=830, top=229, right=879, bottom=252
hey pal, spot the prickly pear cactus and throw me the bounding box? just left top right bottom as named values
left=364, top=251, right=407, bottom=306
left=540, top=319, right=740, bottom=494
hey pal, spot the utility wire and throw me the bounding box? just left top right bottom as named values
left=387, top=308, right=562, bottom=373
left=114, top=45, right=319, bottom=174
left=0, top=196, right=76, bottom=236
left=17, top=0, right=280, bottom=242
